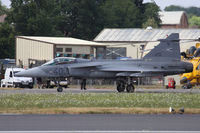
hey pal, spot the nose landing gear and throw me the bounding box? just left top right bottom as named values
left=57, top=86, right=63, bottom=92
left=54, top=79, right=63, bottom=92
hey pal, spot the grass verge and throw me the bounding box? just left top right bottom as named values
left=1, top=107, right=200, bottom=114
left=0, top=93, right=200, bottom=114
left=0, top=87, right=24, bottom=90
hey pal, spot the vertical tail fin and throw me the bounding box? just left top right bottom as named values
left=143, top=33, right=180, bottom=60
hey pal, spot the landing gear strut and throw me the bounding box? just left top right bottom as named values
left=116, top=77, right=135, bottom=93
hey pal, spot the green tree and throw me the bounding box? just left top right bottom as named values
left=6, top=0, right=161, bottom=40
left=0, top=0, right=8, bottom=15
left=102, top=0, right=160, bottom=28
left=142, top=2, right=160, bottom=28
left=165, top=5, right=200, bottom=17
left=0, top=23, right=16, bottom=58
left=165, top=5, right=185, bottom=12
left=142, top=17, right=159, bottom=28
left=57, top=0, right=105, bottom=40
left=7, top=0, right=62, bottom=36
left=102, top=0, right=142, bottom=28
left=189, top=15, right=200, bottom=28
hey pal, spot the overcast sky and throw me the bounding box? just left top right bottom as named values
left=1, top=0, right=200, bottom=10
left=144, top=0, right=200, bottom=10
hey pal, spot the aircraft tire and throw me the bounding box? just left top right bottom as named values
left=57, top=87, right=63, bottom=92
left=126, top=84, right=135, bottom=93
left=117, top=84, right=125, bottom=92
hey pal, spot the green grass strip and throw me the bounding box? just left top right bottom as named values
left=0, top=93, right=200, bottom=109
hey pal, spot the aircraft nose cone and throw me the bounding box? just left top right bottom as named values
left=15, top=67, right=46, bottom=77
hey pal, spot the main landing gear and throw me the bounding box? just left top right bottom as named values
left=116, top=77, right=135, bottom=93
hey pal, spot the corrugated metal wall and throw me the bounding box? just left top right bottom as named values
left=16, top=37, right=54, bottom=68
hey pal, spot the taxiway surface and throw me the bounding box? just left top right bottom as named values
left=0, top=114, right=200, bottom=131
left=0, top=88, right=200, bottom=94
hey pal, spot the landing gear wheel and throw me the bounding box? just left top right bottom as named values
left=117, top=83, right=125, bottom=92
left=57, top=87, right=63, bottom=92
left=126, top=84, right=135, bottom=93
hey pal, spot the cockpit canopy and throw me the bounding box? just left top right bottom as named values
left=42, top=57, right=76, bottom=66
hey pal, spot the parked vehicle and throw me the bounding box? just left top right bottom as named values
left=1, top=68, right=33, bottom=88
left=166, top=78, right=176, bottom=89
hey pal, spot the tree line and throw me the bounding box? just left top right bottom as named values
left=1, top=0, right=161, bottom=59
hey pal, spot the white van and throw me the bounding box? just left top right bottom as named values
left=1, top=68, right=33, bottom=88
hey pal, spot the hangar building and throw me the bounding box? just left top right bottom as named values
left=16, top=36, right=106, bottom=68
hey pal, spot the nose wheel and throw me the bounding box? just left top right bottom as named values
left=57, top=86, right=63, bottom=92
left=54, top=78, right=64, bottom=92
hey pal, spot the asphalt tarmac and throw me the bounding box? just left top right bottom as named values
left=0, top=114, right=200, bottom=131
left=0, top=88, right=200, bottom=94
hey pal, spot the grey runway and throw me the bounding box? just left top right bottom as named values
left=0, top=88, right=200, bottom=94
left=0, top=114, right=200, bottom=131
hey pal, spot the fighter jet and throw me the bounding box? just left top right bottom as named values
left=16, top=33, right=193, bottom=92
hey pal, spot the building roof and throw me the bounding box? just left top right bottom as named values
left=17, top=36, right=107, bottom=46
left=159, top=11, right=185, bottom=25
left=94, top=28, right=200, bottom=42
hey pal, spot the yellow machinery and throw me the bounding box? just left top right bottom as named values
left=180, top=43, right=200, bottom=89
